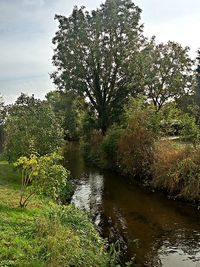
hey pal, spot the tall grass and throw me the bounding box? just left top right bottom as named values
left=152, top=141, right=200, bottom=201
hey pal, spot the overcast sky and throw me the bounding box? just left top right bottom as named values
left=0, top=0, right=200, bottom=104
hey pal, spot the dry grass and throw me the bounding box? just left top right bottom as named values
left=152, top=140, right=200, bottom=200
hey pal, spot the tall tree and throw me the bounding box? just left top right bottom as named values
left=51, top=0, right=143, bottom=133
left=129, top=39, right=194, bottom=111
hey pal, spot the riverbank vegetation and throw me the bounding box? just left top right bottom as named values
left=0, top=161, right=116, bottom=266
left=47, top=0, right=200, bottom=202
left=1, top=0, right=200, bottom=264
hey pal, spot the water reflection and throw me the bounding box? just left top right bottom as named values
left=71, top=172, right=104, bottom=225
left=64, top=144, right=200, bottom=267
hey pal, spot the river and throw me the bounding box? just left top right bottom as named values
left=64, top=143, right=200, bottom=267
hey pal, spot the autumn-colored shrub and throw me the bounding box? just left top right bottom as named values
left=117, top=115, right=155, bottom=180
left=171, top=157, right=200, bottom=200
left=152, top=141, right=186, bottom=190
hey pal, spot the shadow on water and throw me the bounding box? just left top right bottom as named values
left=64, top=143, right=200, bottom=267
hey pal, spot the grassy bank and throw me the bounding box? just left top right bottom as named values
left=152, top=140, right=200, bottom=202
left=0, top=161, right=111, bottom=267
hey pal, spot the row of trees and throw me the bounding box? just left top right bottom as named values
left=0, top=0, right=199, bottom=159
left=51, top=0, right=196, bottom=134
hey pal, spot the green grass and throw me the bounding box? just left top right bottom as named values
left=0, top=161, right=111, bottom=267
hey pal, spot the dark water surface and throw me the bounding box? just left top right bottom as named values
left=64, top=144, right=200, bottom=267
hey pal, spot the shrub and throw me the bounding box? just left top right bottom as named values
left=82, top=129, right=104, bottom=166
left=170, top=157, right=200, bottom=200
left=179, top=113, right=200, bottom=146
left=152, top=141, right=188, bottom=190
left=117, top=108, right=156, bottom=180
left=158, top=102, right=200, bottom=143
left=101, top=125, right=123, bottom=169
left=14, top=153, right=70, bottom=207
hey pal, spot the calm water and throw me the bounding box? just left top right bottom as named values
left=64, top=144, right=200, bottom=267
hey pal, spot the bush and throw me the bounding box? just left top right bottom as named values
left=152, top=141, right=187, bottom=190
left=179, top=113, right=200, bottom=146
left=82, top=98, right=157, bottom=178
left=101, top=125, right=123, bottom=169
left=117, top=115, right=155, bottom=180
left=117, top=98, right=156, bottom=180
left=158, top=102, right=200, bottom=143
left=171, top=157, right=200, bottom=200
left=82, top=129, right=104, bottom=166
left=15, top=153, right=70, bottom=207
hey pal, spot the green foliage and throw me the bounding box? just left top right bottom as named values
left=159, top=102, right=184, bottom=136
left=51, top=0, right=143, bottom=132
left=179, top=113, right=200, bottom=146
left=15, top=153, right=70, bottom=207
left=0, top=162, right=112, bottom=266
left=123, top=97, right=160, bottom=133
left=4, top=93, right=64, bottom=162
left=82, top=129, right=104, bottom=167
left=36, top=204, right=110, bottom=267
left=0, top=95, right=5, bottom=154
left=83, top=98, right=158, bottom=174
left=0, top=204, right=110, bottom=267
left=158, top=102, right=200, bottom=144
left=117, top=97, right=156, bottom=179
left=101, top=125, right=123, bottom=169
left=129, top=39, right=194, bottom=111
left=0, top=94, right=4, bottom=124
left=46, top=91, right=88, bottom=141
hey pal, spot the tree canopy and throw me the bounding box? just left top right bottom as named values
left=51, top=0, right=143, bottom=133
left=128, top=40, right=194, bottom=111
left=4, top=93, right=64, bottom=162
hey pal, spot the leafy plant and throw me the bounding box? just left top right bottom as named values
left=101, top=125, right=123, bottom=169
left=4, top=93, right=64, bottom=162
left=14, top=153, right=70, bottom=207
left=117, top=98, right=157, bottom=179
